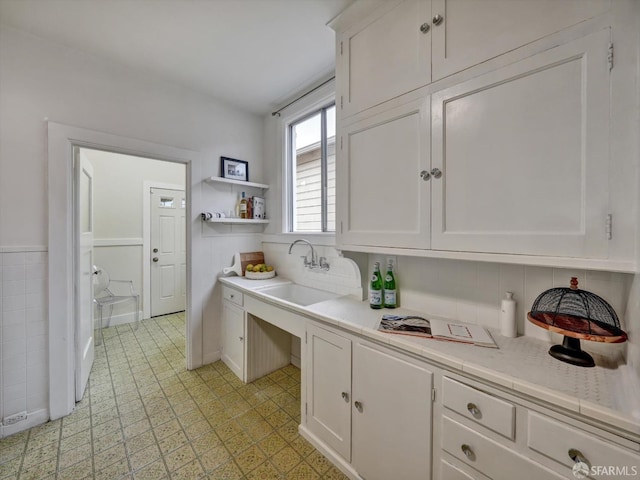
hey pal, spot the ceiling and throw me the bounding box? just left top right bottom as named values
left=0, top=0, right=352, bottom=114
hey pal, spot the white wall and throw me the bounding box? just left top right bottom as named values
left=0, top=25, right=264, bottom=432
left=86, top=149, right=186, bottom=322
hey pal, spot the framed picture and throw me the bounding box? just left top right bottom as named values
left=221, top=156, right=249, bottom=182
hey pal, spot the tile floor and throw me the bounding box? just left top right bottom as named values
left=0, top=313, right=348, bottom=479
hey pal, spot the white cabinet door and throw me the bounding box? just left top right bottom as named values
left=339, top=0, right=431, bottom=117
left=221, top=300, right=245, bottom=381
left=306, top=324, right=352, bottom=461
left=431, top=0, right=610, bottom=81
left=431, top=29, right=611, bottom=258
left=351, top=342, right=433, bottom=480
left=338, top=98, right=431, bottom=249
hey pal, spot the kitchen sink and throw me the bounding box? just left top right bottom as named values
left=257, top=283, right=341, bottom=306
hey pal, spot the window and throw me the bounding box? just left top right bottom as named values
left=287, top=103, right=336, bottom=232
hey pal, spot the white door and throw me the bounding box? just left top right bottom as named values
left=151, top=187, right=186, bottom=317
left=431, top=29, right=611, bottom=258
left=75, top=149, right=94, bottom=401
left=306, top=324, right=352, bottom=461
left=351, top=342, right=433, bottom=480
left=338, top=98, right=431, bottom=249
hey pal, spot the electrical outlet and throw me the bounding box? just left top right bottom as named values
left=3, top=411, right=27, bottom=425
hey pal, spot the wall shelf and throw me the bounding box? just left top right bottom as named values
left=204, top=218, right=269, bottom=225
left=206, top=176, right=269, bottom=190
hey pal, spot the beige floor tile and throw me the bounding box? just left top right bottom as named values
left=56, top=457, right=94, bottom=480
left=95, top=456, right=130, bottom=480
left=157, top=430, right=188, bottom=455
left=206, top=460, right=245, bottom=480
left=0, top=440, right=25, bottom=463
left=223, top=431, right=255, bottom=457
left=93, top=429, right=124, bottom=454
left=21, top=445, right=58, bottom=470
left=285, top=461, right=321, bottom=479
left=184, top=419, right=214, bottom=441
left=16, top=458, right=57, bottom=480
left=258, top=432, right=287, bottom=456
left=129, top=444, right=161, bottom=472
left=163, top=444, right=196, bottom=473
left=171, top=458, right=206, bottom=480
left=58, top=443, right=92, bottom=470
left=123, top=418, right=152, bottom=439
left=0, top=457, right=21, bottom=478
left=124, top=430, right=155, bottom=456
left=190, top=431, right=221, bottom=456
left=289, top=436, right=315, bottom=457
left=133, top=459, right=168, bottom=480
left=199, top=444, right=232, bottom=473
left=234, top=445, right=267, bottom=474
left=93, top=442, right=126, bottom=471
left=153, top=419, right=182, bottom=440
left=246, top=461, right=282, bottom=479
left=61, top=417, right=91, bottom=438
left=270, top=446, right=302, bottom=474
left=265, top=409, right=291, bottom=429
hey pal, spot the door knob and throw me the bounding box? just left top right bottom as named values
left=153, top=257, right=159, bottom=262
left=153, top=248, right=158, bottom=253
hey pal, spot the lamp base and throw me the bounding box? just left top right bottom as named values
left=549, top=336, right=595, bottom=367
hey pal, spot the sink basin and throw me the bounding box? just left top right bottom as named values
left=257, top=284, right=340, bottom=306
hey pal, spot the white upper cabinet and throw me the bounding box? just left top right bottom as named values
left=337, top=0, right=431, bottom=117
left=431, top=29, right=611, bottom=258
left=431, top=0, right=610, bottom=81
left=338, top=98, right=431, bottom=249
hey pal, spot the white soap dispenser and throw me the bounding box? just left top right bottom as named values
left=500, top=292, right=517, bottom=338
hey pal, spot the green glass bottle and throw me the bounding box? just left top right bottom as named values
left=369, top=262, right=383, bottom=309
left=384, top=260, right=397, bottom=308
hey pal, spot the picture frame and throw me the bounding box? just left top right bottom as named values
left=221, top=156, right=249, bottom=182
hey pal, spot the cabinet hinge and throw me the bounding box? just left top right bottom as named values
left=340, top=136, right=343, bottom=150
left=608, top=42, right=614, bottom=71
left=606, top=214, right=613, bottom=240
left=340, top=95, right=343, bottom=109
left=340, top=221, right=343, bottom=234
left=305, top=331, right=308, bottom=344
left=431, top=388, right=436, bottom=402
left=305, top=402, right=308, bottom=416
left=340, top=41, right=343, bottom=56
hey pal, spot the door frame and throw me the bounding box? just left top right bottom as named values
left=47, top=122, right=205, bottom=420
left=143, top=182, right=185, bottom=320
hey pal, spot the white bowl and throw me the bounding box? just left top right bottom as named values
left=245, top=270, right=276, bottom=280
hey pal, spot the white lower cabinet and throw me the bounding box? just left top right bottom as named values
left=305, top=323, right=434, bottom=480
left=437, top=374, right=640, bottom=480
left=221, top=291, right=245, bottom=381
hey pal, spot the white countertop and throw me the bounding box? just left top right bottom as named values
left=219, top=275, right=640, bottom=439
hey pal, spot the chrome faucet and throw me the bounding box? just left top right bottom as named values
left=288, top=239, right=330, bottom=271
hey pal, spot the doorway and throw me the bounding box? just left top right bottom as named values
left=48, top=122, right=205, bottom=420
left=75, top=147, right=187, bottom=400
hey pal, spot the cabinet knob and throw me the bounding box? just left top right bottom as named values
left=420, top=170, right=431, bottom=181
left=467, top=402, right=481, bottom=418
left=152, top=257, right=159, bottom=262
left=341, top=391, right=349, bottom=401
left=568, top=448, right=589, bottom=467
left=419, top=22, right=430, bottom=34
left=430, top=168, right=442, bottom=179
left=230, top=294, right=235, bottom=298
left=433, top=14, right=444, bottom=26
left=153, top=248, right=158, bottom=253
left=354, top=400, right=363, bottom=412
left=461, top=444, right=475, bottom=460
left=239, top=336, right=243, bottom=342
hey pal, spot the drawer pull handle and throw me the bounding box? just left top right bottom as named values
left=354, top=400, right=363, bottom=412
left=467, top=402, right=481, bottom=417
left=569, top=448, right=589, bottom=466
left=461, top=444, right=475, bottom=461
left=342, top=392, right=349, bottom=401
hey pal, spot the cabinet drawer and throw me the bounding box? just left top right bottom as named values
left=442, top=416, right=564, bottom=480
left=222, top=286, right=243, bottom=307
left=442, top=376, right=515, bottom=439
left=440, top=459, right=476, bottom=480
left=528, top=412, right=640, bottom=474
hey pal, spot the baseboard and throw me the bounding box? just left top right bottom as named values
left=298, top=424, right=362, bottom=480
left=203, top=349, right=221, bottom=366
left=290, top=354, right=301, bottom=369
left=1, top=408, right=49, bottom=438
left=97, top=310, right=144, bottom=328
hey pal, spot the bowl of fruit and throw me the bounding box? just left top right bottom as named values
left=245, top=263, right=276, bottom=280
